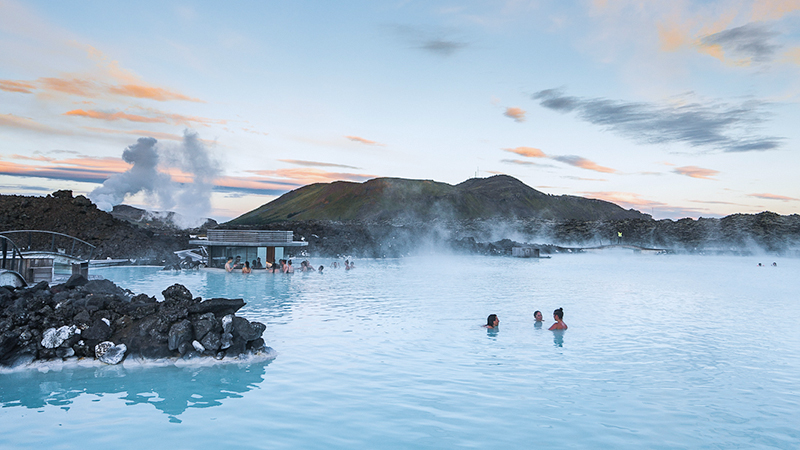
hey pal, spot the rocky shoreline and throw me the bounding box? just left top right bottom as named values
left=0, top=275, right=271, bottom=368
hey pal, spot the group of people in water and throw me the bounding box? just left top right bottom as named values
left=224, top=256, right=356, bottom=274
left=484, top=308, right=567, bottom=331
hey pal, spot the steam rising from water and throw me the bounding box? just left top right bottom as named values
left=89, top=131, right=221, bottom=228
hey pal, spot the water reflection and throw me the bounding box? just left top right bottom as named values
left=0, top=358, right=273, bottom=422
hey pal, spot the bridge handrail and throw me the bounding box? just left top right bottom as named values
left=0, top=230, right=95, bottom=261
left=0, top=235, right=25, bottom=273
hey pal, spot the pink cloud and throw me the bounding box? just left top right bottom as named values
left=749, top=193, right=799, bottom=201
left=673, top=166, right=719, bottom=179
left=0, top=79, right=36, bottom=93
left=246, top=167, right=377, bottom=185
left=504, top=107, right=526, bottom=122
left=65, top=108, right=225, bottom=127
left=503, top=146, right=547, bottom=158
left=345, top=135, right=382, bottom=145
left=553, top=155, right=616, bottom=173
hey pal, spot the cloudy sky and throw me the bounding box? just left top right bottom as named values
left=1, top=0, right=799, bottom=221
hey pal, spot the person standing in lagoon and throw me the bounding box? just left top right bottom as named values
left=549, top=308, right=567, bottom=330
left=285, top=260, right=295, bottom=273
left=242, top=261, right=252, bottom=274
left=534, top=310, right=544, bottom=329
left=484, top=314, right=499, bottom=329
left=225, top=257, right=234, bottom=272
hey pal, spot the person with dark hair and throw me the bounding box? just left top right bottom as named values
left=549, top=308, right=567, bottom=330
left=285, top=259, right=294, bottom=273
left=242, top=261, right=252, bottom=274
left=318, top=265, right=324, bottom=273
left=225, top=257, right=234, bottom=272
left=533, top=310, right=544, bottom=329
left=484, top=314, right=499, bottom=329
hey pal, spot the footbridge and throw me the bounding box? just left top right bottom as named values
left=0, top=230, right=95, bottom=286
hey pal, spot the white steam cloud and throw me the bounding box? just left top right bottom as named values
left=89, top=130, right=221, bottom=228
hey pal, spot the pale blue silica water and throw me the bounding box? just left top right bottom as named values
left=1, top=254, right=799, bottom=449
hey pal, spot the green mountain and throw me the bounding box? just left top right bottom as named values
left=227, top=175, right=650, bottom=225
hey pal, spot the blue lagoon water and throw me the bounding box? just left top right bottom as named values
left=1, top=254, right=799, bottom=449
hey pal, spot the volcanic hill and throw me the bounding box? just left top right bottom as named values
left=228, top=175, right=649, bottom=225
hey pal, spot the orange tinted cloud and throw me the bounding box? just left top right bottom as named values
left=65, top=108, right=225, bottom=127
left=345, top=135, right=382, bottom=145
left=749, top=193, right=799, bottom=201
left=0, top=113, right=70, bottom=134
left=279, top=159, right=360, bottom=169
left=108, top=84, right=203, bottom=102
left=0, top=156, right=129, bottom=183
left=32, top=74, right=201, bottom=102
left=673, top=165, right=719, bottom=179
left=751, top=0, right=800, bottom=21
left=784, top=47, right=800, bottom=64
left=504, top=107, right=526, bottom=122
left=65, top=109, right=165, bottom=124
left=503, top=146, right=547, bottom=158
left=581, top=191, right=666, bottom=208
left=241, top=127, right=269, bottom=136
left=0, top=80, right=36, bottom=93
left=552, top=156, right=616, bottom=173
left=38, top=77, right=99, bottom=96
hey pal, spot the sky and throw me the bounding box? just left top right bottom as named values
left=1, top=0, right=800, bottom=222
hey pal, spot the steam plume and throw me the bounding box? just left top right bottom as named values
left=89, top=130, right=221, bottom=227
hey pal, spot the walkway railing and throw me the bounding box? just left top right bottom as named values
left=0, top=235, right=25, bottom=273
left=0, top=230, right=95, bottom=261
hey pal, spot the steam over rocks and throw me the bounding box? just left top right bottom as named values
left=0, top=276, right=272, bottom=368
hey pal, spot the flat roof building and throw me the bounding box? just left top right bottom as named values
left=189, top=229, right=308, bottom=269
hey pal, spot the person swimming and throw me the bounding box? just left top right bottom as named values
left=484, top=314, right=499, bottom=329
left=548, top=308, right=567, bottom=330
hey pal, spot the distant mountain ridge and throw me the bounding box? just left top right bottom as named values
left=228, top=175, right=650, bottom=225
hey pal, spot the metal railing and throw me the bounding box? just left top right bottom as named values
left=0, top=235, right=24, bottom=273
left=0, top=230, right=95, bottom=262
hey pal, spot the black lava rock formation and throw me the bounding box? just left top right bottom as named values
left=0, top=275, right=271, bottom=368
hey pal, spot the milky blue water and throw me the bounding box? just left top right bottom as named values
left=2, top=253, right=799, bottom=449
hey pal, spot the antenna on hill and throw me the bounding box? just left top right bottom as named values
left=475, top=167, right=479, bottom=178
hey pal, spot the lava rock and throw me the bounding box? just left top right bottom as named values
left=82, top=319, right=112, bottom=341
left=162, top=284, right=193, bottom=303
left=200, top=331, right=221, bottom=352
left=96, top=342, right=126, bottom=364
left=41, top=325, right=78, bottom=349
left=192, top=312, right=217, bottom=341
left=222, top=315, right=234, bottom=334
left=168, top=319, right=193, bottom=352
left=189, top=298, right=245, bottom=317
left=220, top=332, right=233, bottom=350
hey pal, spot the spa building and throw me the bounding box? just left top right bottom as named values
left=189, top=229, right=308, bottom=268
